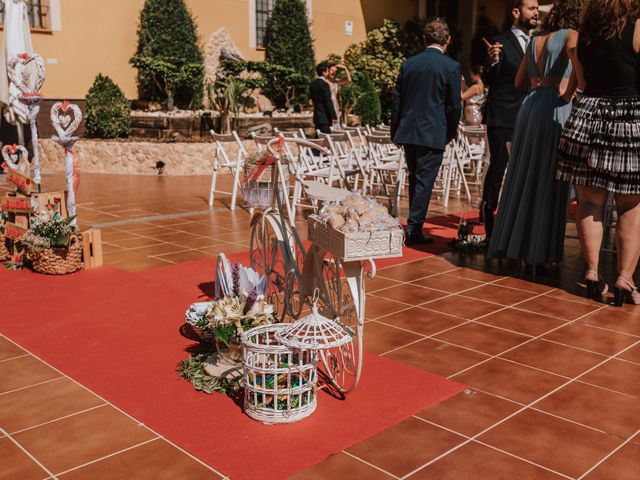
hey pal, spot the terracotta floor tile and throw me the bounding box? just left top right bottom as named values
left=619, top=344, right=640, bottom=364
left=535, top=382, right=640, bottom=439
left=453, top=359, right=567, bottom=404
left=14, top=405, right=157, bottom=474
left=58, top=439, right=222, bottom=480
left=153, top=250, right=212, bottom=263
left=364, top=295, right=411, bottom=320
left=384, top=338, right=489, bottom=377
left=363, top=321, right=423, bottom=354
left=197, top=244, right=240, bottom=255
left=433, top=323, right=529, bottom=356
left=461, top=284, right=538, bottom=306
left=175, top=223, right=229, bottom=236
left=374, top=283, right=448, bottom=305
left=407, top=441, right=565, bottom=479
left=0, top=336, right=26, bottom=361
left=345, top=417, right=465, bottom=477
left=111, top=257, right=175, bottom=272
left=376, top=263, right=441, bottom=282
left=579, top=359, right=640, bottom=397
left=450, top=267, right=505, bottom=282
left=376, top=307, right=465, bottom=336
left=421, top=295, right=502, bottom=320
left=416, top=389, right=521, bottom=437
left=501, top=339, right=606, bottom=378
left=515, top=296, right=601, bottom=320
left=99, top=229, right=140, bottom=242
left=477, top=308, right=567, bottom=336
left=580, top=308, right=640, bottom=337
left=0, top=378, right=104, bottom=434
left=0, top=437, right=49, bottom=480
left=109, top=236, right=167, bottom=249
left=0, top=356, right=61, bottom=394
left=410, top=272, right=484, bottom=293
left=478, top=409, right=624, bottom=478
left=291, top=452, right=393, bottom=480
left=495, top=276, right=556, bottom=294
left=542, top=324, right=639, bottom=356
left=124, top=243, right=190, bottom=256
left=584, top=441, right=640, bottom=480
left=147, top=231, right=204, bottom=243
left=364, top=275, right=401, bottom=293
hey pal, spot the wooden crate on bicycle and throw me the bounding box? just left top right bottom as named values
left=308, top=214, right=404, bottom=261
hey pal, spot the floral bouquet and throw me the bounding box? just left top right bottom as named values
left=20, top=213, right=78, bottom=252
left=186, top=256, right=272, bottom=347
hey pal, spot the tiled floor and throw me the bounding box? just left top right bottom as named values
left=1, top=171, right=639, bottom=479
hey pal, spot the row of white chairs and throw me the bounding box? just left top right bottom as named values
left=207, top=123, right=486, bottom=214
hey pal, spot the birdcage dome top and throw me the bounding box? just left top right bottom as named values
left=275, top=303, right=354, bottom=351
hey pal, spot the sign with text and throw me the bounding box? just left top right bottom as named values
left=1, top=196, right=31, bottom=213
left=32, top=191, right=68, bottom=218
left=4, top=222, right=27, bottom=241
left=7, top=169, right=35, bottom=195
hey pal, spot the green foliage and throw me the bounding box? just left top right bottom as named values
left=207, top=77, right=248, bottom=133
left=344, top=19, right=404, bottom=121
left=131, top=0, right=204, bottom=109
left=265, top=0, right=315, bottom=78
left=177, top=353, right=241, bottom=394
left=245, top=61, right=309, bottom=109
left=20, top=214, right=78, bottom=251
left=354, top=72, right=381, bottom=126
left=85, top=75, right=131, bottom=139
left=339, top=71, right=381, bottom=126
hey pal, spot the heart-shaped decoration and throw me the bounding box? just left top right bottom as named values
left=7, top=53, right=46, bottom=95
left=1, top=144, right=29, bottom=173
left=51, top=101, right=82, bottom=138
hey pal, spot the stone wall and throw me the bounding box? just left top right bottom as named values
left=38, top=139, right=256, bottom=176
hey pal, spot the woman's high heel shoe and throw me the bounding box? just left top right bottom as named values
left=585, top=270, right=608, bottom=303
left=613, top=277, right=640, bottom=307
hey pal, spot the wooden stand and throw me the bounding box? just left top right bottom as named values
left=82, top=228, right=103, bottom=269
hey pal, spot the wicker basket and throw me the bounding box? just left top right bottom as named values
left=0, top=232, right=9, bottom=261
left=28, top=233, right=83, bottom=275
left=242, top=324, right=318, bottom=424
left=308, top=215, right=404, bottom=261
left=241, top=163, right=278, bottom=208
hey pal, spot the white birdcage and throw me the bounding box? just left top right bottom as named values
left=242, top=297, right=355, bottom=424
left=241, top=324, right=318, bottom=424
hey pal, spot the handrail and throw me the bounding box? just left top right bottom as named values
left=267, top=136, right=331, bottom=158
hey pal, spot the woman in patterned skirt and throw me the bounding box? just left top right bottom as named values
left=556, top=0, right=640, bottom=306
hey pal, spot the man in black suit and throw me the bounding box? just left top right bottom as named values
left=481, top=0, right=539, bottom=238
left=309, top=63, right=337, bottom=134
left=392, top=19, right=462, bottom=245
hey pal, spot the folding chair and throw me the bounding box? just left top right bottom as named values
left=208, top=130, right=247, bottom=209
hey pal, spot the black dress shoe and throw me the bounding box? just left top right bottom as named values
left=405, top=234, right=434, bottom=246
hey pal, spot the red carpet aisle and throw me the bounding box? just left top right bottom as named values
left=0, top=264, right=464, bottom=479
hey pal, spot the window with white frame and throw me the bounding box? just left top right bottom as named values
left=252, top=0, right=312, bottom=49
left=0, top=0, right=51, bottom=29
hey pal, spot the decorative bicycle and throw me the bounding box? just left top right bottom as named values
left=248, top=137, right=383, bottom=393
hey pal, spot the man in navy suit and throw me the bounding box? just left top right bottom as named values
left=392, top=18, right=462, bottom=245
left=309, top=62, right=338, bottom=134
left=481, top=0, right=539, bottom=238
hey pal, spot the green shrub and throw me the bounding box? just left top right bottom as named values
left=353, top=72, right=381, bottom=126
left=130, top=0, right=204, bottom=110
left=85, top=74, right=131, bottom=139
left=264, top=0, right=314, bottom=107
left=344, top=19, right=404, bottom=121
left=265, top=0, right=315, bottom=77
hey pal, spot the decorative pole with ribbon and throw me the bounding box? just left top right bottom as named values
left=51, top=101, right=82, bottom=225
left=7, top=53, right=46, bottom=188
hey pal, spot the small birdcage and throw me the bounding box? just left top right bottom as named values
left=241, top=324, right=318, bottom=424
left=242, top=296, right=354, bottom=424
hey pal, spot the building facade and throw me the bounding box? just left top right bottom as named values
left=6, top=0, right=544, bottom=100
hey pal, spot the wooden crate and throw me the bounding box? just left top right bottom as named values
left=307, top=215, right=404, bottom=261
left=82, top=228, right=103, bottom=269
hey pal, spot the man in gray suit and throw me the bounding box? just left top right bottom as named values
left=392, top=19, right=462, bottom=245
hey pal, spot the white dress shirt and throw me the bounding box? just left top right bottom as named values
left=510, top=25, right=530, bottom=53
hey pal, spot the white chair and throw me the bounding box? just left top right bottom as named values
left=208, top=130, right=247, bottom=210
left=318, top=131, right=368, bottom=193
left=364, top=134, right=407, bottom=216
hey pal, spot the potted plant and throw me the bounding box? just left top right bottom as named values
left=20, top=213, right=82, bottom=275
